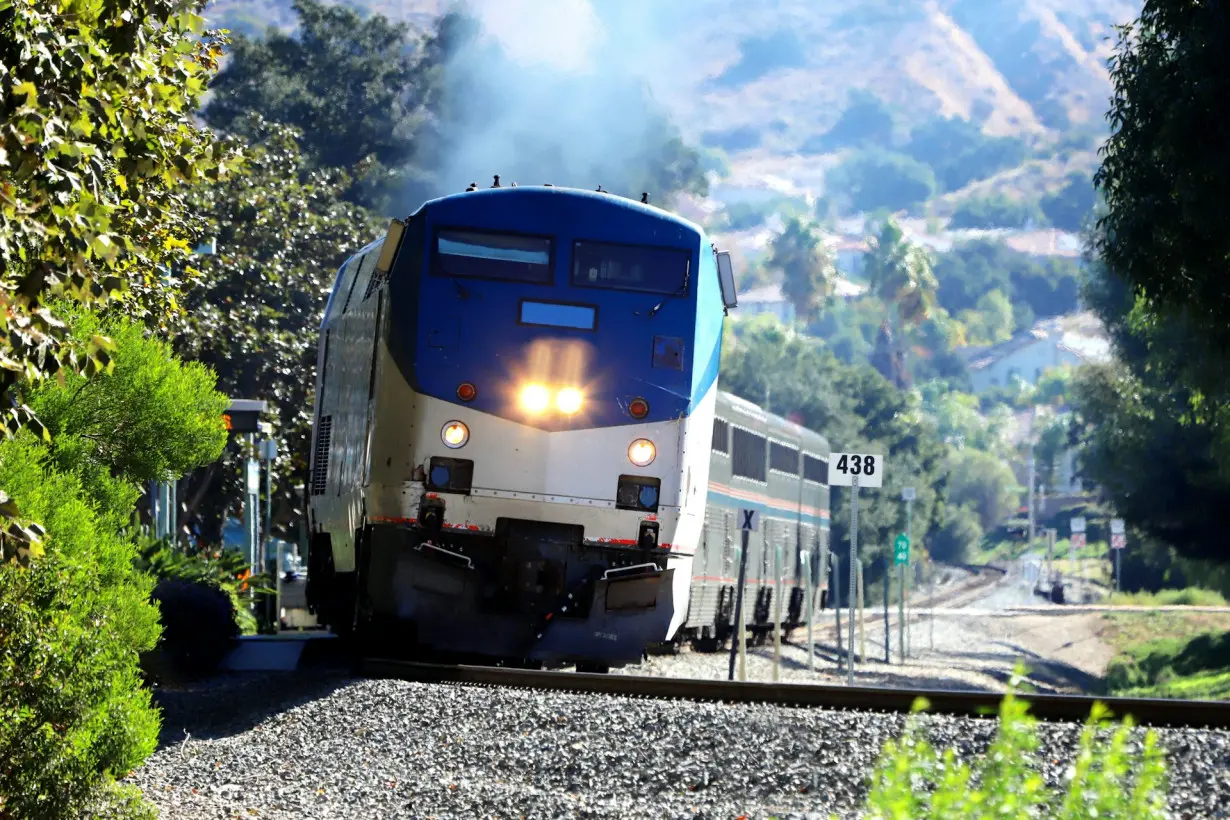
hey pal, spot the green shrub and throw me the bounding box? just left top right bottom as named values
left=0, top=437, right=162, bottom=820
left=859, top=685, right=1169, bottom=818
left=1106, top=629, right=1230, bottom=695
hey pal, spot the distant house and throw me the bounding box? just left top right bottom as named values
left=733, top=277, right=869, bottom=324
left=959, top=313, right=1111, bottom=393
left=737, top=283, right=796, bottom=324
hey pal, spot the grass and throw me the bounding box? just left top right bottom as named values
left=1102, top=624, right=1230, bottom=700
left=1108, top=588, right=1229, bottom=607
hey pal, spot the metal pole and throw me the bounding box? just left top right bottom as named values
left=728, top=533, right=750, bottom=682
left=847, top=476, right=858, bottom=685
left=169, top=480, right=178, bottom=543
left=906, top=497, right=913, bottom=659
left=857, top=559, right=865, bottom=665
left=1115, top=546, right=1121, bottom=593
left=929, top=550, right=935, bottom=651
left=833, top=554, right=842, bottom=672
left=804, top=549, right=814, bottom=672
left=1028, top=452, right=1036, bottom=556
left=883, top=559, right=890, bottom=663
left=773, top=542, right=782, bottom=682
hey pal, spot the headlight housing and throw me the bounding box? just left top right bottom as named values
left=627, top=438, right=656, bottom=467
left=441, top=420, right=469, bottom=449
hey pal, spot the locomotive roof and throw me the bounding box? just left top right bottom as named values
left=409, top=183, right=704, bottom=237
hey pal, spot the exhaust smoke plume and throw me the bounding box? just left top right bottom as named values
left=419, top=0, right=707, bottom=205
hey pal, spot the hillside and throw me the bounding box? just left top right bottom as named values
left=200, top=0, right=1135, bottom=221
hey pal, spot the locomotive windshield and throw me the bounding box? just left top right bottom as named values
left=571, top=240, right=690, bottom=295
left=433, top=228, right=553, bottom=283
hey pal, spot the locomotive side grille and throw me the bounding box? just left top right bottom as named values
left=311, top=416, right=332, bottom=496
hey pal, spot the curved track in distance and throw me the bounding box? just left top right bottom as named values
left=358, top=658, right=1230, bottom=730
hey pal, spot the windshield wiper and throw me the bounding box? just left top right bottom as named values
left=647, top=275, right=689, bottom=317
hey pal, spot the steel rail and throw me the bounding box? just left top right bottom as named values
left=358, top=658, right=1230, bottom=730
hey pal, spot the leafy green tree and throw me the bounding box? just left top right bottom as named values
left=825, top=149, right=938, bottom=214
left=202, top=0, right=434, bottom=210
left=1033, top=413, right=1071, bottom=495
left=0, top=0, right=230, bottom=415
left=903, top=115, right=1028, bottom=192
left=1094, top=0, right=1230, bottom=393
left=948, top=193, right=1046, bottom=230
left=945, top=447, right=1021, bottom=531
left=1, top=310, right=229, bottom=819
left=932, top=239, right=1081, bottom=319
left=0, top=0, right=231, bottom=562
left=958, top=289, right=1014, bottom=345
left=766, top=217, right=835, bottom=324
left=175, top=118, right=382, bottom=543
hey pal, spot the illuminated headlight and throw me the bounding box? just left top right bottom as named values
left=441, top=420, right=469, bottom=449
left=556, top=387, right=583, bottom=415
left=627, top=438, right=656, bottom=467
left=520, top=384, right=550, bottom=413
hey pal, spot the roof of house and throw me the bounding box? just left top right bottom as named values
left=960, top=312, right=1111, bottom=372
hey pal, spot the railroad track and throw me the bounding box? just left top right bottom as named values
left=358, top=657, right=1230, bottom=730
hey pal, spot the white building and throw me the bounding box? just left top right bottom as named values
left=960, top=313, right=1111, bottom=393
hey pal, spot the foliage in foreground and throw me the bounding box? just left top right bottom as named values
left=0, top=312, right=229, bottom=818
left=857, top=688, right=1169, bottom=818
left=0, top=436, right=161, bottom=820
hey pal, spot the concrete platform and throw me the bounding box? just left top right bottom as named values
left=220, top=631, right=340, bottom=671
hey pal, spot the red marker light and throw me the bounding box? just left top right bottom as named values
left=628, top=398, right=649, bottom=419
left=457, top=382, right=477, bottom=402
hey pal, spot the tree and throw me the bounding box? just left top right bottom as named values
left=945, top=447, right=1021, bottom=531
left=202, top=0, right=433, bottom=210
left=0, top=0, right=232, bottom=561
left=959, top=289, right=1014, bottom=346
left=1, top=309, right=229, bottom=818
left=1094, top=0, right=1230, bottom=393
left=863, top=217, right=938, bottom=384
left=175, top=118, right=382, bottom=543
left=825, top=149, right=938, bottom=214
left=767, top=217, right=835, bottom=324
left=0, top=0, right=230, bottom=426
left=1071, top=246, right=1230, bottom=564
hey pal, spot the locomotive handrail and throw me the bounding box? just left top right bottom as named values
left=414, top=542, right=474, bottom=570
left=602, top=563, right=661, bottom=581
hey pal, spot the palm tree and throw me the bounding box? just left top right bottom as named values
left=863, top=217, right=938, bottom=381
left=768, top=217, right=836, bottom=326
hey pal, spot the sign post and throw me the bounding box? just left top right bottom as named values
left=728, top=508, right=758, bottom=682
left=894, top=533, right=909, bottom=663
left=1111, top=518, right=1125, bottom=592
left=1070, top=517, right=1086, bottom=602
left=902, top=487, right=915, bottom=659
left=829, top=452, right=883, bottom=685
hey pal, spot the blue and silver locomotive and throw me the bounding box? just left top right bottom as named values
left=305, top=179, right=738, bottom=669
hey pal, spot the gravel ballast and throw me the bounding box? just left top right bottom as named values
left=129, top=671, right=1230, bottom=820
